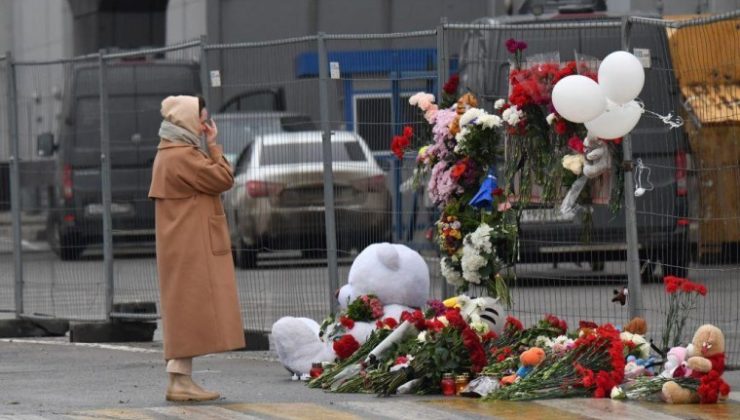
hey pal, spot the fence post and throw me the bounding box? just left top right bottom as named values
left=5, top=51, right=23, bottom=317
left=620, top=18, right=643, bottom=319
left=199, top=35, right=211, bottom=117
left=98, top=51, right=114, bottom=320
left=317, top=32, right=340, bottom=314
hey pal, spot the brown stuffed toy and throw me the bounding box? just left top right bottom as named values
left=662, top=324, right=726, bottom=404
left=623, top=317, right=647, bottom=335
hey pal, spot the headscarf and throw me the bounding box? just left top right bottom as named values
left=158, top=95, right=202, bottom=147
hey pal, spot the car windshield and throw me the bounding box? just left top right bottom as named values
left=260, top=141, right=366, bottom=165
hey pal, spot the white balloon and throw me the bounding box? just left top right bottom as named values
left=552, top=75, right=607, bottom=123
left=598, top=51, right=645, bottom=105
left=584, top=100, right=643, bottom=139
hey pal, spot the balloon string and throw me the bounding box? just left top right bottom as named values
left=634, top=99, right=685, bottom=129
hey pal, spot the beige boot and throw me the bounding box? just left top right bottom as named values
left=166, top=373, right=220, bottom=402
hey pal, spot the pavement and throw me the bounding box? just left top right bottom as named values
left=1, top=337, right=740, bottom=419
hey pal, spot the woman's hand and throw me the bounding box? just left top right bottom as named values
left=203, top=119, right=218, bottom=145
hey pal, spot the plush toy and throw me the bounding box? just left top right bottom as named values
left=442, top=295, right=505, bottom=336
left=501, top=347, right=546, bottom=385
left=271, top=243, right=430, bottom=375
left=662, top=324, right=727, bottom=404
left=623, top=317, right=647, bottom=335
left=660, top=346, right=693, bottom=379
left=582, top=135, right=611, bottom=179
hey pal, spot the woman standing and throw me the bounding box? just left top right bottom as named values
left=149, top=95, right=245, bottom=401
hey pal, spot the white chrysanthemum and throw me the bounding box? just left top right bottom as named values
left=502, top=106, right=523, bottom=125
left=455, top=127, right=470, bottom=143
left=461, top=251, right=487, bottom=284
left=477, top=114, right=503, bottom=129
left=417, top=331, right=428, bottom=343
left=441, top=258, right=464, bottom=286
left=546, top=113, right=556, bottom=125
left=494, top=99, right=506, bottom=110
left=468, top=224, right=492, bottom=254
left=460, top=108, right=485, bottom=127
left=534, top=335, right=554, bottom=348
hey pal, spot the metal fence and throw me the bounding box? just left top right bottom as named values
left=1, top=12, right=738, bottom=364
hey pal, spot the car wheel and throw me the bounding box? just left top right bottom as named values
left=233, top=239, right=258, bottom=269
left=49, top=219, right=84, bottom=260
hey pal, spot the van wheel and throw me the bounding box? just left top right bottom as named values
left=49, top=221, right=84, bottom=260
left=233, top=240, right=257, bottom=269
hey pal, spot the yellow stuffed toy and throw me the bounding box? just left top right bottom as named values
left=662, top=324, right=728, bottom=404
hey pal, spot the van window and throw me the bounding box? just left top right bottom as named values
left=260, top=141, right=366, bottom=165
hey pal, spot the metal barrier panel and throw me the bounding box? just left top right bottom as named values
left=101, top=43, right=202, bottom=320
left=0, top=55, right=13, bottom=314
left=321, top=32, right=447, bottom=302
left=204, top=37, right=336, bottom=332
left=629, top=14, right=740, bottom=366
left=13, top=57, right=107, bottom=320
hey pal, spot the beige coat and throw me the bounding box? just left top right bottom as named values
left=149, top=96, right=245, bottom=360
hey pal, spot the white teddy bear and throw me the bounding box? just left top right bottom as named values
left=271, top=243, right=430, bottom=375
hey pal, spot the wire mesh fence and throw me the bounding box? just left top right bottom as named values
left=1, top=13, right=738, bottom=364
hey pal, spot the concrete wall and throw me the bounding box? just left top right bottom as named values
left=1, top=0, right=73, bottom=61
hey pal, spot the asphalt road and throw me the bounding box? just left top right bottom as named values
left=1, top=338, right=740, bottom=419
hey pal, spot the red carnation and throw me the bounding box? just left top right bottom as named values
left=554, top=119, right=568, bottom=135
left=402, top=125, right=413, bottom=139
left=443, top=74, right=459, bottom=95
left=568, top=136, right=585, bottom=154
left=492, top=187, right=504, bottom=197
left=339, top=316, right=355, bottom=329
left=333, top=334, right=360, bottom=360
left=391, top=135, right=410, bottom=160
left=444, top=308, right=467, bottom=330
left=504, top=316, right=524, bottom=333
left=450, top=161, right=467, bottom=180
left=394, top=355, right=408, bottom=365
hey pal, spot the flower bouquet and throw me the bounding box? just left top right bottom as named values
left=660, top=276, right=708, bottom=351
left=409, top=88, right=517, bottom=305
left=485, top=323, right=625, bottom=400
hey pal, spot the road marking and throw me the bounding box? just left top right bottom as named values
left=148, top=405, right=260, bottom=419
left=426, top=398, right=595, bottom=419
left=338, top=400, right=475, bottom=419
left=225, top=402, right=360, bottom=420
left=0, top=339, right=160, bottom=354
left=538, top=398, right=679, bottom=420
left=0, top=415, right=51, bottom=420
left=65, top=408, right=157, bottom=419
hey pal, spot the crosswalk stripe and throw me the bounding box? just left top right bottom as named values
left=539, top=398, right=682, bottom=420
left=225, top=403, right=360, bottom=420
left=425, top=398, right=594, bottom=420
left=147, top=406, right=235, bottom=420
left=162, top=406, right=260, bottom=419
left=65, top=408, right=158, bottom=420
left=632, top=400, right=740, bottom=420
left=0, top=416, right=50, bottom=420
left=338, top=400, right=478, bottom=420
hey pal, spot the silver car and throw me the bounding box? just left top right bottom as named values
left=226, top=131, right=392, bottom=268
